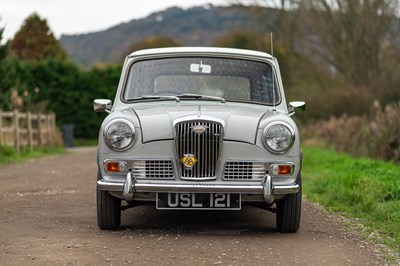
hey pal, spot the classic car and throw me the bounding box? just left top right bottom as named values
left=94, top=47, right=305, bottom=233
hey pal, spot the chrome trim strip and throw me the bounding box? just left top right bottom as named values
left=274, top=184, right=300, bottom=194
left=97, top=180, right=124, bottom=191
left=97, top=180, right=299, bottom=195
left=134, top=183, right=263, bottom=193
left=173, top=115, right=226, bottom=128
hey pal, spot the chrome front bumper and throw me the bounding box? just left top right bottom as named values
left=97, top=173, right=300, bottom=205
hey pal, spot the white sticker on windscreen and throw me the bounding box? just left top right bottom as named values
left=190, top=61, right=211, bottom=74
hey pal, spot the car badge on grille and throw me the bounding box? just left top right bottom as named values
left=192, top=125, right=207, bottom=135
left=181, top=154, right=197, bottom=169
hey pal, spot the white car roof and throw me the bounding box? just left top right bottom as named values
left=128, top=47, right=273, bottom=59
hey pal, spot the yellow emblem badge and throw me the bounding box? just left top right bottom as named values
left=181, top=154, right=197, bottom=169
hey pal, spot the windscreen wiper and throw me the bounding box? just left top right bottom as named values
left=130, top=95, right=180, bottom=102
left=177, top=93, right=226, bottom=103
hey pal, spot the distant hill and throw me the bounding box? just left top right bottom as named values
left=60, top=4, right=400, bottom=68
left=60, top=5, right=274, bottom=67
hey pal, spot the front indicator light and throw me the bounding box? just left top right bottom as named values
left=271, top=164, right=294, bottom=176
left=105, top=161, right=127, bottom=173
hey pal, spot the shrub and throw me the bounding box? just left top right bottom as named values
left=368, top=101, right=400, bottom=161
left=304, top=101, right=400, bottom=162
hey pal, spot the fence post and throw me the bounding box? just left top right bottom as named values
left=0, top=110, right=57, bottom=151
left=51, top=113, right=56, bottom=146
left=14, top=109, right=20, bottom=153
left=27, top=111, right=33, bottom=151
left=46, top=113, right=51, bottom=146
left=37, top=112, right=43, bottom=146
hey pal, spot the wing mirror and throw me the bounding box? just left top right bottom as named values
left=288, top=101, right=306, bottom=116
left=93, top=99, right=112, bottom=113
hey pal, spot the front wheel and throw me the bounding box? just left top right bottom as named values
left=97, top=188, right=122, bottom=230
left=275, top=174, right=301, bottom=233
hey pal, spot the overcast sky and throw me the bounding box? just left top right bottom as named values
left=0, top=0, right=230, bottom=41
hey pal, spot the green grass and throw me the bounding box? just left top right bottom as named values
left=302, top=146, right=400, bottom=255
left=0, top=145, right=65, bottom=165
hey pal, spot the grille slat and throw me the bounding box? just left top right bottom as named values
left=132, top=160, right=174, bottom=179
left=223, top=161, right=266, bottom=180
left=175, top=121, right=223, bottom=179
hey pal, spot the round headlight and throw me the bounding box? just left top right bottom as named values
left=263, top=122, right=294, bottom=154
left=104, top=119, right=135, bottom=151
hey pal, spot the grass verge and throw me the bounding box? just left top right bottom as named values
left=0, top=145, right=65, bottom=165
left=302, top=146, right=400, bottom=257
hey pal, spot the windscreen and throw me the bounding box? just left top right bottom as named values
left=123, top=57, right=280, bottom=105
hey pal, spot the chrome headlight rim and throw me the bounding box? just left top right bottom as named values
left=263, top=121, right=295, bottom=154
left=103, top=118, right=136, bottom=151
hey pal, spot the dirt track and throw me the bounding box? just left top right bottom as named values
left=0, top=147, right=390, bottom=265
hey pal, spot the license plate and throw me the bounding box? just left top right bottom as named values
left=156, top=193, right=241, bottom=210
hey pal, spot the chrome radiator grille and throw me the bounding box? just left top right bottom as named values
left=132, top=160, right=174, bottom=179
left=175, top=121, right=223, bottom=179
left=224, top=161, right=266, bottom=180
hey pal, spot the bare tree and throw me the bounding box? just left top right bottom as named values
left=243, top=0, right=301, bottom=51
left=230, top=0, right=301, bottom=50
left=273, top=0, right=301, bottom=52
left=300, top=0, right=399, bottom=91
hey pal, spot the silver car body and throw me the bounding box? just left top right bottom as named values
left=95, top=47, right=304, bottom=231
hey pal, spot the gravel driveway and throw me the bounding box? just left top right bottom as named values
left=0, top=147, right=389, bottom=265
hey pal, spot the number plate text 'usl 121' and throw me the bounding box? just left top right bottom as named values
left=156, top=193, right=241, bottom=210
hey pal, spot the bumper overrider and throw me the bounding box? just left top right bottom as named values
left=97, top=172, right=300, bottom=205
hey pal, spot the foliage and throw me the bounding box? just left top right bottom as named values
left=302, top=146, right=400, bottom=255
left=298, top=83, right=374, bottom=119
left=2, top=13, right=122, bottom=139
left=0, top=24, right=7, bottom=64
left=74, top=138, right=98, bottom=147
left=0, top=23, right=16, bottom=110
left=303, top=101, right=400, bottom=162
left=213, top=30, right=266, bottom=51
left=0, top=145, right=65, bottom=165
left=127, top=36, right=181, bottom=52
left=11, top=13, right=67, bottom=61
left=122, top=36, right=181, bottom=62
left=10, top=59, right=122, bottom=138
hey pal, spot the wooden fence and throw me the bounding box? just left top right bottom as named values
left=0, top=109, right=57, bottom=152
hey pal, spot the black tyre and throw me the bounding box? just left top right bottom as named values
left=276, top=174, right=301, bottom=233
left=97, top=188, right=122, bottom=230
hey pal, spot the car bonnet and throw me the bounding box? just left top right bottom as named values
left=131, top=102, right=274, bottom=144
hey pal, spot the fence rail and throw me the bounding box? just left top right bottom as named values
left=0, top=109, right=57, bottom=152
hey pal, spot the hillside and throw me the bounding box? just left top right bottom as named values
left=60, top=4, right=400, bottom=68
left=60, top=5, right=272, bottom=67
